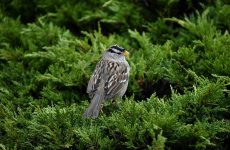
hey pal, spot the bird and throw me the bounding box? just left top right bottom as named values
left=83, top=45, right=130, bottom=119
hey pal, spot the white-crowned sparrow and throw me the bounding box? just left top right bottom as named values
left=83, top=45, right=130, bottom=118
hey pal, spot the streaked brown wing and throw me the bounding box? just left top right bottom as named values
left=104, top=61, right=129, bottom=99
left=87, top=59, right=105, bottom=98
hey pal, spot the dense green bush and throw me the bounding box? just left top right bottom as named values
left=0, top=0, right=229, bottom=149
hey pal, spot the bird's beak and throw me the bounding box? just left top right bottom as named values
left=123, top=50, right=129, bottom=57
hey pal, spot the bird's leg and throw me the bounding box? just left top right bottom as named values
left=112, top=99, right=117, bottom=105
left=100, top=103, right=104, bottom=113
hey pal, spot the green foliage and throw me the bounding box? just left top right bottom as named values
left=0, top=0, right=230, bottom=149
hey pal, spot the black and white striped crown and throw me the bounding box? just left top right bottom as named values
left=107, top=45, right=125, bottom=54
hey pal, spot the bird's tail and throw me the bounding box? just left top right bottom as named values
left=83, top=92, right=104, bottom=119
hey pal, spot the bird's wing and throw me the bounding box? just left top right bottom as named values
left=87, top=59, right=129, bottom=99
left=87, top=59, right=105, bottom=98
left=104, top=61, right=129, bottom=99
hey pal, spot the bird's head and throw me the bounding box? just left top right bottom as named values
left=107, top=45, right=129, bottom=57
